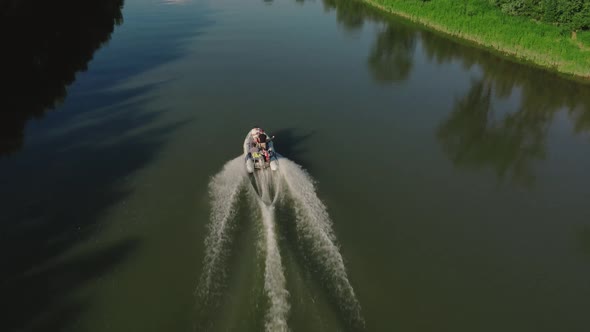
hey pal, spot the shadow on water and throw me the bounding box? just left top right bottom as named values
left=272, top=128, right=315, bottom=171
left=0, top=0, right=206, bottom=329
left=3, top=239, right=140, bottom=332
left=0, top=0, right=209, bottom=156
left=0, top=84, right=188, bottom=332
left=325, top=0, right=590, bottom=187
left=0, top=0, right=125, bottom=156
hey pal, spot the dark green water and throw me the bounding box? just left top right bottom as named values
left=1, top=0, right=590, bottom=331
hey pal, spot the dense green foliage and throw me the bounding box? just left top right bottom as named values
left=364, top=0, right=590, bottom=78
left=491, top=0, right=590, bottom=32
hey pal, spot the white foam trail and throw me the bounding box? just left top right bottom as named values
left=199, top=154, right=359, bottom=330
left=255, top=197, right=290, bottom=332
left=253, top=168, right=281, bottom=206
left=279, top=157, right=364, bottom=328
left=198, top=156, right=246, bottom=299
left=248, top=170, right=289, bottom=331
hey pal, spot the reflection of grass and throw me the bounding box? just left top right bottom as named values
left=362, top=0, right=590, bottom=79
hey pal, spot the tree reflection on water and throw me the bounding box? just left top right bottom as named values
left=368, top=24, right=416, bottom=83
left=437, top=79, right=548, bottom=186
left=422, top=28, right=590, bottom=185
left=0, top=0, right=125, bottom=155
left=325, top=0, right=590, bottom=186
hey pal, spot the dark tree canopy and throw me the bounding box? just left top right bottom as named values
left=0, top=0, right=125, bottom=155
left=490, top=0, right=590, bottom=32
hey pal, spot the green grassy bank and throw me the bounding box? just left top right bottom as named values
left=362, top=0, right=590, bottom=80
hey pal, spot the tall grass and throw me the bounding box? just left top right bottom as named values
left=363, top=0, right=590, bottom=79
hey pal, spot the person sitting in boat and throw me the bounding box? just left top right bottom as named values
left=256, top=132, right=269, bottom=150
left=244, top=127, right=279, bottom=172
left=249, top=128, right=273, bottom=152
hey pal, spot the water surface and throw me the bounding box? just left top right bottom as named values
left=1, top=0, right=590, bottom=331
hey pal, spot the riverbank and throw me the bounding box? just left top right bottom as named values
left=362, top=0, right=590, bottom=80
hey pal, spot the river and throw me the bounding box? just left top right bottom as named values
left=1, top=0, right=590, bottom=331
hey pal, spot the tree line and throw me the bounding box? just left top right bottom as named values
left=490, top=0, right=590, bottom=35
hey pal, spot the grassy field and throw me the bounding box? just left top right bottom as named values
left=362, top=0, right=590, bottom=79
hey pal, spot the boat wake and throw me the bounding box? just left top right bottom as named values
left=280, top=158, right=364, bottom=330
left=251, top=185, right=289, bottom=331
left=197, top=156, right=245, bottom=304
left=196, top=156, right=363, bottom=331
